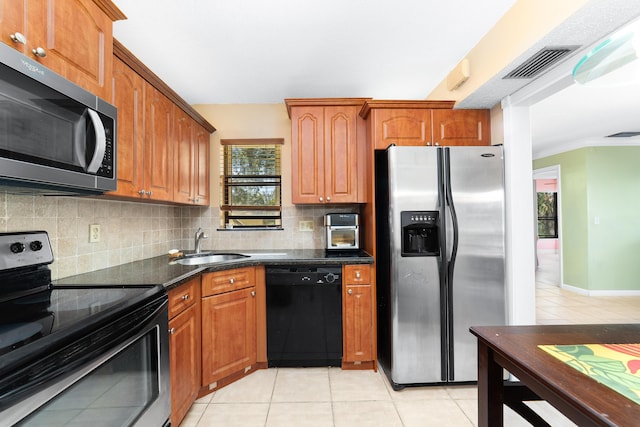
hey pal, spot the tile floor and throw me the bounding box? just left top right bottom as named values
left=181, top=367, right=579, bottom=427
left=181, top=250, right=640, bottom=426
left=536, top=250, right=640, bottom=325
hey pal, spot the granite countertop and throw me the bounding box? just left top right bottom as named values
left=53, top=249, right=373, bottom=291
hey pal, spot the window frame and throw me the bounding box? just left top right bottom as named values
left=219, top=138, right=283, bottom=230
left=537, top=191, right=558, bottom=239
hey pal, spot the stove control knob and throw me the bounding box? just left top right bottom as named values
left=10, top=242, right=25, bottom=253
left=30, top=240, right=43, bottom=251
left=324, top=273, right=337, bottom=283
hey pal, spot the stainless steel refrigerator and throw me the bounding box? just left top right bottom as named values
left=375, top=145, right=506, bottom=389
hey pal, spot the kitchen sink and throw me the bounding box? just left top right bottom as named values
left=176, top=253, right=249, bottom=265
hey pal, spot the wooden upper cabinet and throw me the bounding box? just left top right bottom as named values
left=324, top=106, right=360, bottom=204
left=290, top=106, right=324, bottom=204
left=173, top=108, right=195, bottom=204
left=371, top=109, right=433, bottom=149
left=108, top=41, right=215, bottom=205
left=1, top=0, right=125, bottom=99
left=194, top=124, right=211, bottom=206
left=287, top=98, right=369, bottom=204
left=144, top=83, right=174, bottom=201
left=0, top=1, right=28, bottom=50
left=431, top=109, right=490, bottom=146
left=360, top=100, right=491, bottom=149
left=173, top=110, right=210, bottom=205
left=109, top=59, right=174, bottom=202
left=109, top=57, right=144, bottom=199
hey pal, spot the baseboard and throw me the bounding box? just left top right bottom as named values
left=561, top=283, right=640, bottom=297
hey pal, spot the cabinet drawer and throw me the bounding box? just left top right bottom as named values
left=168, top=277, right=200, bottom=319
left=343, top=264, right=371, bottom=285
left=202, top=267, right=256, bottom=296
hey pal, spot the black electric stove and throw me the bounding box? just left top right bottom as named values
left=0, top=231, right=166, bottom=416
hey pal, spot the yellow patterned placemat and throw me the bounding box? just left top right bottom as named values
left=538, top=344, right=640, bottom=405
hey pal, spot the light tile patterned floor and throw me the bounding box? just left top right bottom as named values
left=181, top=367, right=577, bottom=427
left=536, top=250, right=640, bottom=325
left=182, top=250, right=640, bottom=426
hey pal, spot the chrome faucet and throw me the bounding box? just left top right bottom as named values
left=194, top=227, right=208, bottom=254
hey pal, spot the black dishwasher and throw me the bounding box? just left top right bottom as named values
left=266, top=265, right=342, bottom=367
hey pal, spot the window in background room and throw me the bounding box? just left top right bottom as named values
left=220, top=139, right=283, bottom=229
left=537, top=192, right=558, bottom=238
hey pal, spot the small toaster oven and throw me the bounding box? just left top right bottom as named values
left=324, top=213, right=359, bottom=251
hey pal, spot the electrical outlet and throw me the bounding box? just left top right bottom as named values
left=299, top=220, right=314, bottom=231
left=89, top=224, right=101, bottom=243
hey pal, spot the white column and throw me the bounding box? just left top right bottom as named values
left=502, top=96, right=537, bottom=325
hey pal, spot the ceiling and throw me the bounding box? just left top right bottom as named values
left=111, top=1, right=640, bottom=159
left=111, top=0, right=517, bottom=104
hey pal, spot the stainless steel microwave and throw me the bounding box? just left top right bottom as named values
left=0, top=42, right=116, bottom=195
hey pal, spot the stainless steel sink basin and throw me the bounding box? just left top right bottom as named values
left=176, top=253, right=249, bottom=265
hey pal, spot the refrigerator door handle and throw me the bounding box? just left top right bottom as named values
left=444, top=147, right=459, bottom=380
left=444, top=148, right=459, bottom=279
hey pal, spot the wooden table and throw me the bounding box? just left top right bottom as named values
left=470, top=324, right=640, bottom=427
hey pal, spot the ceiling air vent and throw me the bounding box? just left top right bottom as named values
left=503, top=46, right=579, bottom=79
left=607, top=132, right=640, bottom=137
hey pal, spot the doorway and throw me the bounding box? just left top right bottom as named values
left=533, top=165, right=561, bottom=289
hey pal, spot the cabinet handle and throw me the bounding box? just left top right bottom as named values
left=138, top=189, right=146, bottom=196
left=169, top=327, right=175, bottom=334
left=326, top=196, right=331, bottom=202
left=426, top=142, right=432, bottom=146
left=32, top=47, right=46, bottom=58
left=347, top=288, right=353, bottom=295
left=229, top=278, right=235, bottom=284
left=10, top=32, right=26, bottom=44
left=251, top=291, right=256, bottom=297
left=181, top=294, right=190, bottom=301
left=355, top=271, right=361, bottom=279
left=434, top=142, right=440, bottom=146
left=319, top=197, right=323, bottom=202
left=145, top=191, right=153, bottom=196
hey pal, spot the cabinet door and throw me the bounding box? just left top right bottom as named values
left=324, top=106, right=358, bottom=204
left=431, top=109, right=491, bottom=146
left=169, top=302, right=201, bottom=427
left=109, top=57, right=144, bottom=198
left=0, top=0, right=28, bottom=51
left=202, top=287, right=256, bottom=386
left=173, top=115, right=210, bottom=206
left=372, top=109, right=433, bottom=149
left=194, top=124, right=210, bottom=206
left=290, top=107, right=325, bottom=204
left=173, top=109, right=195, bottom=204
left=343, top=284, right=373, bottom=362
left=144, top=83, right=174, bottom=201
left=28, top=0, right=113, bottom=99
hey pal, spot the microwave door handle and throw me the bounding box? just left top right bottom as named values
left=86, top=109, right=106, bottom=174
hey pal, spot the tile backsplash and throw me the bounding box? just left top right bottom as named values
left=0, top=192, right=358, bottom=280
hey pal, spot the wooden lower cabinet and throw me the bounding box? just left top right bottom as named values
left=201, top=269, right=257, bottom=387
left=168, top=278, right=201, bottom=427
left=342, top=264, right=375, bottom=367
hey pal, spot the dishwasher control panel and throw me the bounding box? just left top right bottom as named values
left=265, top=266, right=342, bottom=286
